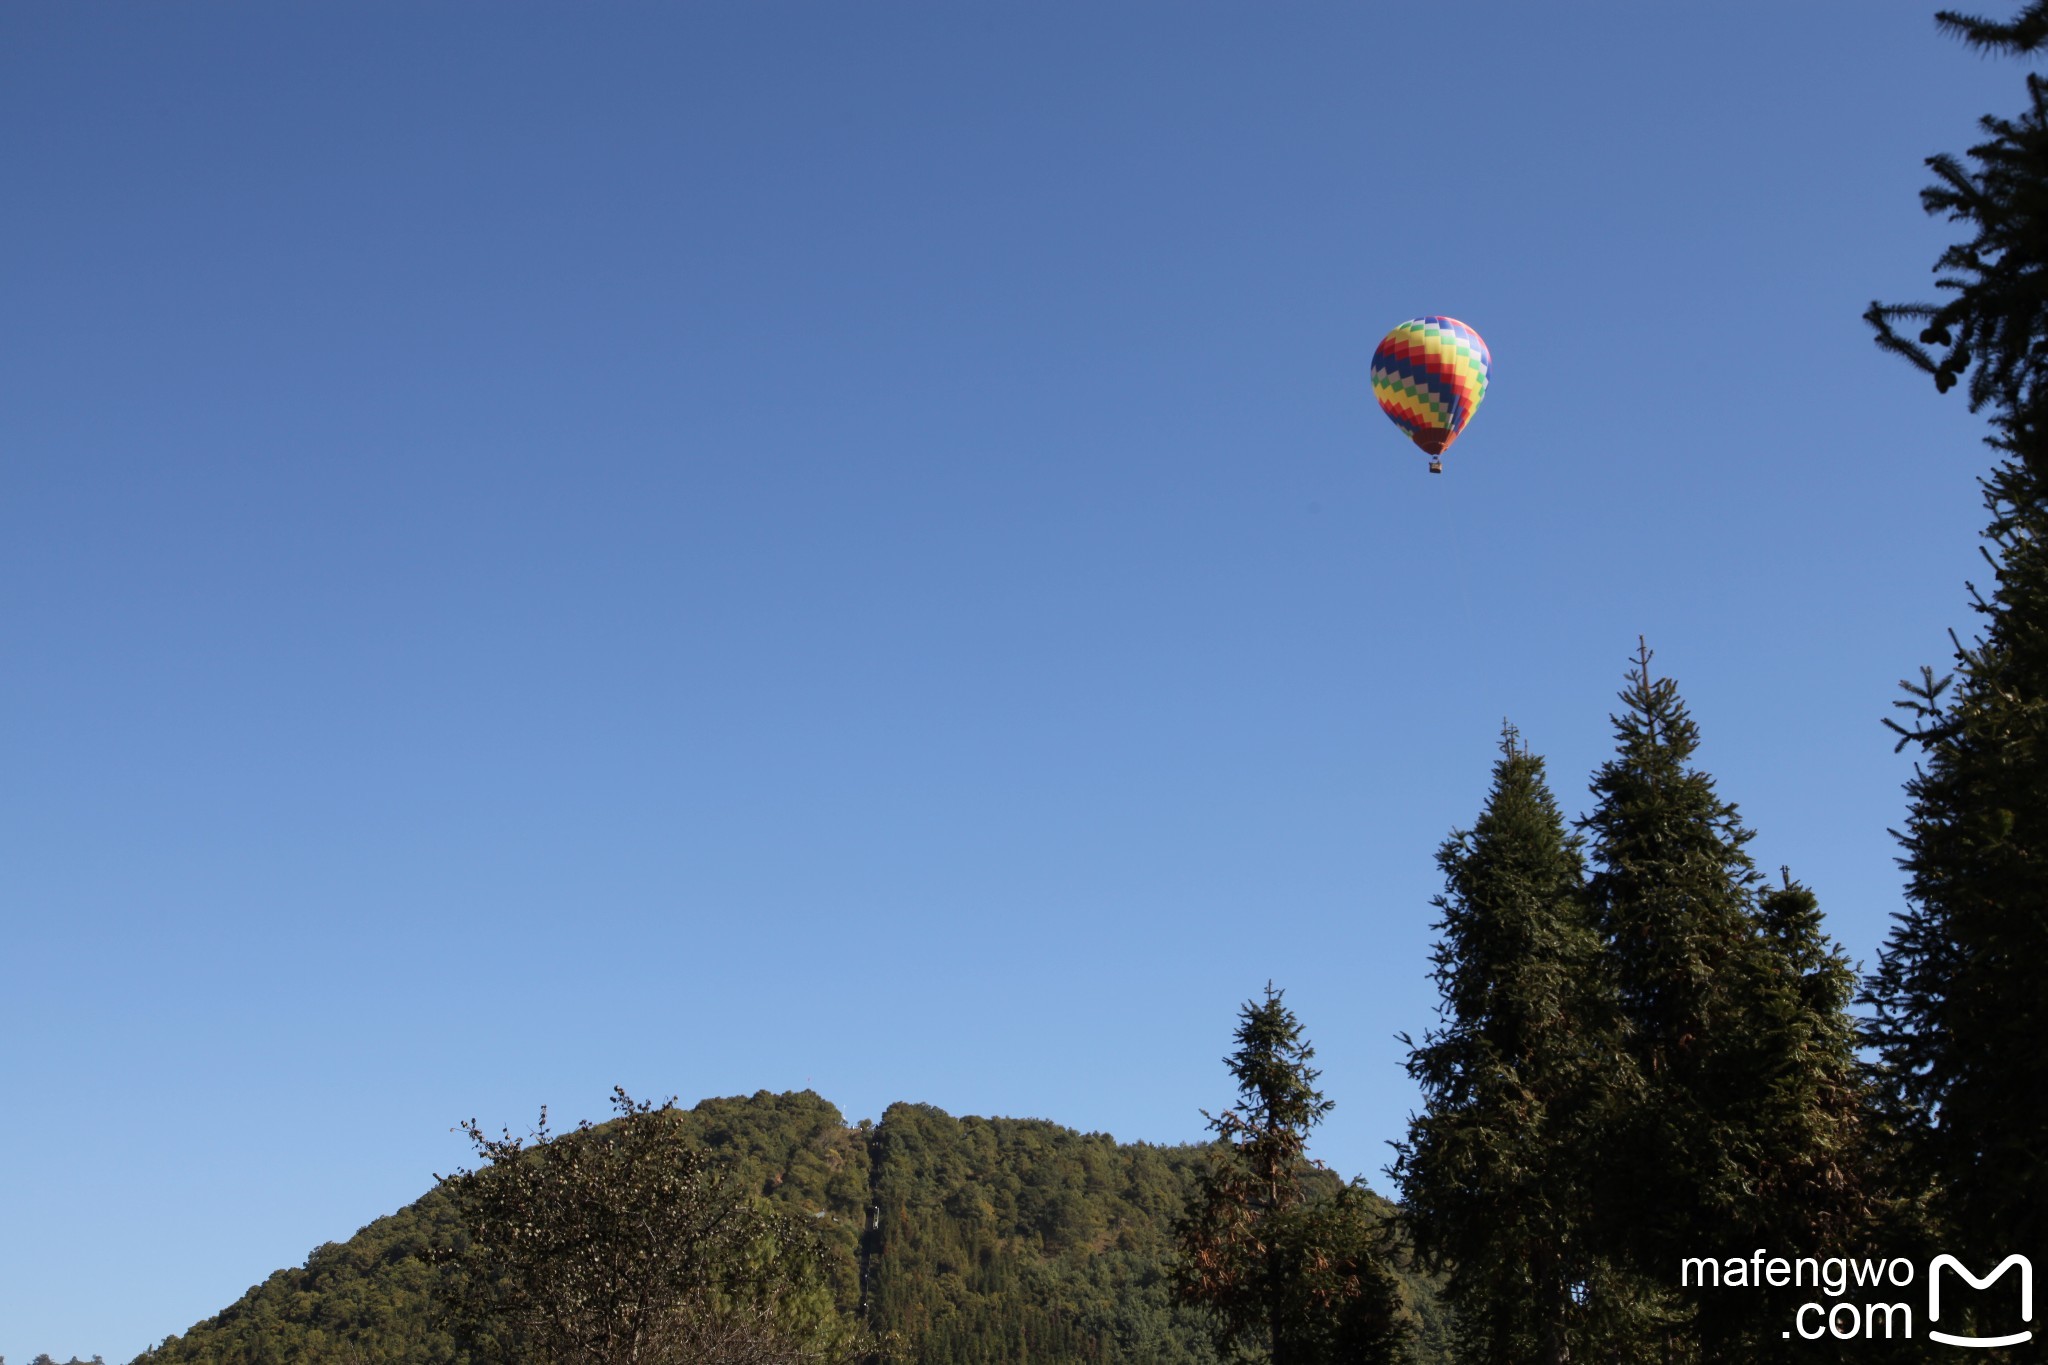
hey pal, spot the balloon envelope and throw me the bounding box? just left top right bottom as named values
left=1371, top=317, right=1490, bottom=457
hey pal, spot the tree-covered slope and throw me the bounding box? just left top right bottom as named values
left=132, top=1092, right=1447, bottom=1364
left=862, top=1101, right=1224, bottom=1363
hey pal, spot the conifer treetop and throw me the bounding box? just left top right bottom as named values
left=1207, top=983, right=1333, bottom=1176
left=1581, top=641, right=1757, bottom=874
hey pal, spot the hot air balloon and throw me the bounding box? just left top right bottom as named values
left=1371, top=317, right=1490, bottom=473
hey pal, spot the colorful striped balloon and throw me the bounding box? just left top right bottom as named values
left=1371, top=316, right=1490, bottom=460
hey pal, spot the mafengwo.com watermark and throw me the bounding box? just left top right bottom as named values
left=1681, top=1251, right=2032, bottom=1346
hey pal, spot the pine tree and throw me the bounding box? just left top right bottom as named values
left=1866, top=525, right=2048, bottom=1273
left=1394, top=724, right=1626, bottom=1365
left=1579, top=646, right=1869, bottom=1360
left=1864, top=0, right=2048, bottom=1280
left=1175, top=986, right=1409, bottom=1365
left=1866, top=4, right=2048, bottom=469
left=1747, top=874, right=1870, bottom=1253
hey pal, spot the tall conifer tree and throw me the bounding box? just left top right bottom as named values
left=1866, top=470, right=2048, bottom=1274
left=1176, top=987, right=1409, bottom=1365
left=1395, top=725, right=1638, bottom=1365
left=1580, top=646, right=1868, bottom=1360
left=1865, top=1, right=2048, bottom=1276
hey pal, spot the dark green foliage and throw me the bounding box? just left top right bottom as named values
left=1863, top=0, right=2048, bottom=1295
left=1395, top=725, right=1630, bottom=1365
left=1936, top=3, right=2048, bottom=53
left=1867, top=454, right=2048, bottom=1275
left=130, top=1092, right=1446, bottom=1365
left=134, top=1191, right=476, bottom=1364
left=1176, top=988, right=1410, bottom=1365
left=861, top=1103, right=1227, bottom=1364
left=1400, top=673, right=1873, bottom=1363
left=657, top=1090, right=875, bottom=1317
left=1867, top=3, right=2048, bottom=467
left=132, top=1091, right=863, bottom=1365
left=433, top=1088, right=852, bottom=1364
left=1579, top=647, right=1869, bottom=1360
left=1242, top=1187, right=1411, bottom=1365
left=1747, top=875, right=1871, bottom=1250
left=1581, top=649, right=1765, bottom=1115
left=1579, top=646, right=1773, bottom=1361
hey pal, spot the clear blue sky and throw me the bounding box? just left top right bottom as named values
left=0, top=3, right=2020, bottom=1357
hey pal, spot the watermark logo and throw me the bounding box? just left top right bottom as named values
left=1928, top=1254, right=2032, bottom=1349
left=1678, top=1250, right=2032, bottom=1346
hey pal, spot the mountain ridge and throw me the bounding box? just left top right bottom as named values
left=133, top=1090, right=1449, bottom=1364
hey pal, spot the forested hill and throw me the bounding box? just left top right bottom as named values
left=133, top=1090, right=1449, bottom=1364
